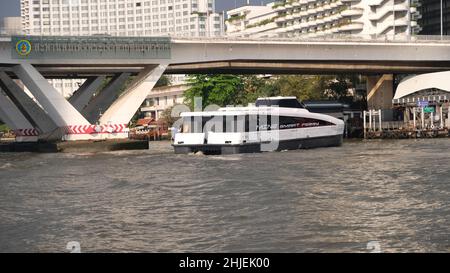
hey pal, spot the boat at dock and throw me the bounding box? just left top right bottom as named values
left=172, top=97, right=345, bottom=155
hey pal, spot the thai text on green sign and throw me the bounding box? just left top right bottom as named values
left=423, top=106, right=435, bottom=113
left=12, top=35, right=171, bottom=59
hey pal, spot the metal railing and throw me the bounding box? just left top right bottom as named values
left=2, top=28, right=450, bottom=44
left=169, top=32, right=450, bottom=44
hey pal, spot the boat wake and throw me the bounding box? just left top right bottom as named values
left=0, top=163, right=14, bottom=169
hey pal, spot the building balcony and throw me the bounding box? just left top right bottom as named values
left=274, top=16, right=286, bottom=23
left=274, top=5, right=286, bottom=12
left=341, top=8, right=364, bottom=17
left=286, top=14, right=295, bottom=21
left=306, top=9, right=317, bottom=16
left=338, top=22, right=364, bottom=32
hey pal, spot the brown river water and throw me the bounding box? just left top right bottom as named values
left=0, top=139, right=449, bottom=252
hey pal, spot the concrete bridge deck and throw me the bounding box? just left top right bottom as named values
left=1, top=35, right=450, bottom=75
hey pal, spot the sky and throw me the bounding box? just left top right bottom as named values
left=0, top=0, right=274, bottom=22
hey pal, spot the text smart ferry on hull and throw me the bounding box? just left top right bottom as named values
left=173, top=97, right=345, bottom=155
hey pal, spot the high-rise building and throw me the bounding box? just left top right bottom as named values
left=0, top=17, right=23, bottom=35
left=226, top=0, right=421, bottom=38
left=418, top=0, right=450, bottom=35
left=21, top=0, right=223, bottom=37
left=20, top=0, right=225, bottom=97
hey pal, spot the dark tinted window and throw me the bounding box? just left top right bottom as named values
left=256, top=99, right=304, bottom=108
left=245, top=115, right=258, bottom=132
left=277, top=116, right=335, bottom=129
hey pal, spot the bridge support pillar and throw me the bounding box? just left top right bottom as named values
left=1, top=64, right=167, bottom=142
left=81, top=73, right=131, bottom=124
left=13, top=64, right=91, bottom=127
left=366, top=74, right=394, bottom=121
left=0, top=88, right=38, bottom=142
left=69, top=76, right=106, bottom=112
left=100, top=64, right=167, bottom=126
left=0, top=71, right=61, bottom=140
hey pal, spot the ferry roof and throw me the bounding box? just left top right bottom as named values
left=256, top=96, right=297, bottom=100
left=180, top=107, right=287, bottom=117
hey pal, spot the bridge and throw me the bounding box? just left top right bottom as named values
left=1, top=34, right=450, bottom=142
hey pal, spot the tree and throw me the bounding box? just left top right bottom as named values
left=325, top=74, right=367, bottom=103
left=160, top=104, right=182, bottom=127
left=326, top=77, right=350, bottom=100
left=155, top=75, right=172, bottom=88
left=272, top=75, right=329, bottom=101
left=0, top=123, right=10, bottom=133
left=241, top=75, right=278, bottom=105
left=184, top=74, right=245, bottom=109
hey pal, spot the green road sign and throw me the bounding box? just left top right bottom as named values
left=12, top=35, right=171, bottom=59
left=423, top=106, right=435, bottom=113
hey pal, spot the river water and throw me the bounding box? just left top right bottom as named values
left=0, top=139, right=449, bottom=253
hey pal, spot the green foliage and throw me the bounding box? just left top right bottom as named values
left=183, top=74, right=366, bottom=108
left=326, top=77, right=351, bottom=100
left=273, top=75, right=330, bottom=101
left=184, top=74, right=245, bottom=109
left=160, top=104, right=183, bottom=127
left=246, top=18, right=275, bottom=29
left=0, top=123, right=10, bottom=133
left=155, top=75, right=172, bottom=88
left=240, top=75, right=278, bottom=104
left=226, top=14, right=246, bottom=22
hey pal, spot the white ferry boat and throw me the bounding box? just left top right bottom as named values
left=173, top=97, right=345, bottom=154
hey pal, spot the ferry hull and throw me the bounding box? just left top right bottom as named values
left=173, top=134, right=343, bottom=155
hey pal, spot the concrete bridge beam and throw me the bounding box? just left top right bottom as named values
left=13, top=63, right=90, bottom=127
left=0, top=88, right=38, bottom=142
left=69, top=76, right=106, bottom=112
left=0, top=71, right=60, bottom=138
left=81, top=73, right=131, bottom=124
left=99, top=64, right=167, bottom=126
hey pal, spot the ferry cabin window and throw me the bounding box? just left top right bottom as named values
left=202, top=115, right=257, bottom=133
left=245, top=115, right=258, bottom=132
left=223, top=115, right=245, bottom=133
left=182, top=116, right=204, bottom=133
left=257, top=114, right=272, bottom=131
left=182, top=117, right=192, bottom=133
left=204, top=116, right=223, bottom=133
left=202, top=115, right=249, bottom=133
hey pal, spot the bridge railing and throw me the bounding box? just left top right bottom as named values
left=2, top=28, right=450, bottom=43
left=169, top=32, right=450, bottom=44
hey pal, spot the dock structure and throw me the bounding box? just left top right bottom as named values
left=364, top=103, right=450, bottom=139
left=364, top=71, right=450, bottom=139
